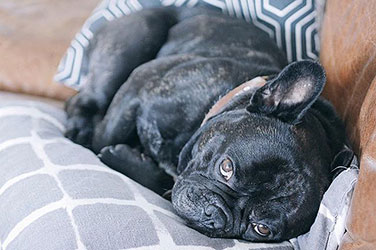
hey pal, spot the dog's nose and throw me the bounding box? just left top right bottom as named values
left=202, top=205, right=227, bottom=230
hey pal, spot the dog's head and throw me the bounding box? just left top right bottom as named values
left=172, top=61, right=350, bottom=241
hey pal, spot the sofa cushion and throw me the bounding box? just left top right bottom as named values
left=320, top=0, right=376, bottom=249
left=0, top=100, right=358, bottom=250
left=55, top=0, right=325, bottom=89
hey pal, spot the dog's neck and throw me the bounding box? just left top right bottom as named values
left=201, top=76, right=268, bottom=126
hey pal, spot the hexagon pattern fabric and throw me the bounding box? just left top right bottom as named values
left=54, top=0, right=324, bottom=89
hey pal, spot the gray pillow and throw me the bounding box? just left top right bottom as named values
left=0, top=100, right=357, bottom=250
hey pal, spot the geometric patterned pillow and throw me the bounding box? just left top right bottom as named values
left=0, top=100, right=293, bottom=250
left=54, top=0, right=326, bottom=89
left=0, top=99, right=358, bottom=250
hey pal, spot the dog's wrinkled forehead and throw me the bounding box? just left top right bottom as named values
left=194, top=110, right=297, bottom=169
left=200, top=110, right=287, bottom=144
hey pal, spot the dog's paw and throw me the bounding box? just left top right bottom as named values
left=65, top=115, right=93, bottom=148
left=64, top=93, right=103, bottom=148
left=98, top=145, right=124, bottom=166
left=98, top=144, right=150, bottom=166
left=99, top=144, right=174, bottom=197
left=65, top=93, right=100, bottom=116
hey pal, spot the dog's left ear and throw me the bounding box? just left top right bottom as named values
left=247, top=60, right=326, bottom=124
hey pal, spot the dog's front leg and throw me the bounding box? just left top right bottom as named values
left=99, top=144, right=174, bottom=197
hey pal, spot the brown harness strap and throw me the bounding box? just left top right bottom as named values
left=201, top=76, right=268, bottom=126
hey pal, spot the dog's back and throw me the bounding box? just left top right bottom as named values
left=91, top=8, right=288, bottom=166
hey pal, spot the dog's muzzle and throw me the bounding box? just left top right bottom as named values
left=171, top=178, right=237, bottom=237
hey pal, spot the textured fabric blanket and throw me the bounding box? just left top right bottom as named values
left=0, top=100, right=357, bottom=250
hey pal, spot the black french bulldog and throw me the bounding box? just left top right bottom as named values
left=65, top=7, right=352, bottom=242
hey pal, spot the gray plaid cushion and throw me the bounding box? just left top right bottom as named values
left=54, top=0, right=326, bottom=89
left=0, top=101, right=292, bottom=249
left=0, top=100, right=358, bottom=250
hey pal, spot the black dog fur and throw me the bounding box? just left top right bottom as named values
left=65, top=7, right=352, bottom=242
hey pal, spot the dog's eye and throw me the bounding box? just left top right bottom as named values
left=252, top=223, right=271, bottom=237
left=219, top=158, right=233, bottom=181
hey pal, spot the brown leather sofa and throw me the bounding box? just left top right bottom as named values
left=0, top=0, right=97, bottom=100
left=320, top=0, right=376, bottom=249
left=0, top=0, right=375, bottom=248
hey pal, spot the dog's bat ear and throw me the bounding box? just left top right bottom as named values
left=177, top=130, right=202, bottom=174
left=246, top=60, right=326, bottom=124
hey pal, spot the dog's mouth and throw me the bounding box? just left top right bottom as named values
left=170, top=176, right=262, bottom=239
left=171, top=180, right=236, bottom=236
